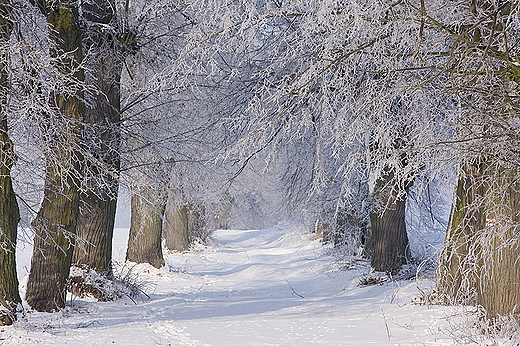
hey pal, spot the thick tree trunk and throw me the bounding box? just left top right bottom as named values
left=73, top=188, right=118, bottom=273
left=366, top=176, right=411, bottom=272
left=73, top=4, right=121, bottom=273
left=25, top=4, right=84, bottom=312
left=478, top=184, right=520, bottom=318
left=438, top=162, right=520, bottom=318
left=0, top=1, right=22, bottom=324
left=437, top=162, right=485, bottom=304
left=126, top=193, right=165, bottom=268
left=163, top=201, right=189, bottom=252
left=187, top=201, right=206, bottom=242
left=0, top=138, right=21, bottom=324
left=163, top=196, right=207, bottom=252
left=26, top=176, right=81, bottom=312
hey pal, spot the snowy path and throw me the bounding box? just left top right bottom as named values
left=3, top=227, right=465, bottom=345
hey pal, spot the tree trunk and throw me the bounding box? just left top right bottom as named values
left=73, top=1, right=121, bottom=274
left=366, top=176, right=411, bottom=272
left=438, top=161, right=520, bottom=318
left=478, top=177, right=520, bottom=318
left=126, top=193, right=165, bottom=268
left=0, top=0, right=22, bottom=324
left=214, top=194, right=232, bottom=230
left=437, top=162, right=485, bottom=304
left=25, top=4, right=85, bottom=312
left=187, top=201, right=206, bottom=242
left=73, top=187, right=118, bottom=273
left=163, top=195, right=207, bottom=252
left=0, top=130, right=21, bottom=325
left=163, top=200, right=189, bottom=252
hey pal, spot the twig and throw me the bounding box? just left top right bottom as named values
left=77, top=320, right=101, bottom=328
left=286, top=280, right=304, bottom=298
left=381, top=307, right=391, bottom=341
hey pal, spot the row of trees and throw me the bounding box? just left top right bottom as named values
left=166, top=0, right=519, bottom=319
left=0, top=0, right=229, bottom=323
left=0, top=0, right=518, bottom=325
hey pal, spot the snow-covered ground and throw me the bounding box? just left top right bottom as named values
left=0, top=226, right=502, bottom=345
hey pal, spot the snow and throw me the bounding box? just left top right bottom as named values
left=2, top=226, right=484, bottom=345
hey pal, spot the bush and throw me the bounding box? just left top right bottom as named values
left=67, top=263, right=150, bottom=303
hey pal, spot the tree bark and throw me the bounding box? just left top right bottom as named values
left=126, top=193, right=165, bottom=268
left=163, top=195, right=207, bottom=252
left=163, top=200, right=189, bottom=252
left=437, top=162, right=485, bottom=304
left=0, top=0, right=22, bottom=324
left=477, top=177, right=520, bottom=318
left=438, top=161, right=520, bottom=318
left=73, top=186, right=118, bottom=273
left=73, top=0, right=121, bottom=274
left=366, top=175, right=411, bottom=272
left=25, top=3, right=85, bottom=312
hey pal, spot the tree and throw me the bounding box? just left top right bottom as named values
left=125, top=189, right=165, bottom=268
left=366, top=99, right=416, bottom=271
left=171, top=0, right=518, bottom=287
left=169, top=0, right=436, bottom=272
left=72, top=0, right=123, bottom=275
left=0, top=0, right=22, bottom=325
left=163, top=199, right=189, bottom=252
left=163, top=193, right=207, bottom=252
left=25, top=0, right=85, bottom=312
left=430, top=0, right=520, bottom=318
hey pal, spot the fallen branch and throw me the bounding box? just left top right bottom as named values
left=286, top=280, right=304, bottom=298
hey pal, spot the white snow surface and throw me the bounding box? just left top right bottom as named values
left=1, top=226, right=486, bottom=345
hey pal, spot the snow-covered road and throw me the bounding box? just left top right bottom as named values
left=3, top=227, right=474, bottom=345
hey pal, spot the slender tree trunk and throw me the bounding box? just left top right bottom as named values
left=73, top=1, right=121, bottom=273
left=0, top=0, right=22, bottom=324
left=126, top=193, right=165, bottom=268
left=366, top=175, right=411, bottom=272
left=187, top=200, right=206, bottom=242
left=25, top=4, right=85, bottom=312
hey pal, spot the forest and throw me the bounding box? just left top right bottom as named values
left=0, top=0, right=519, bottom=342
